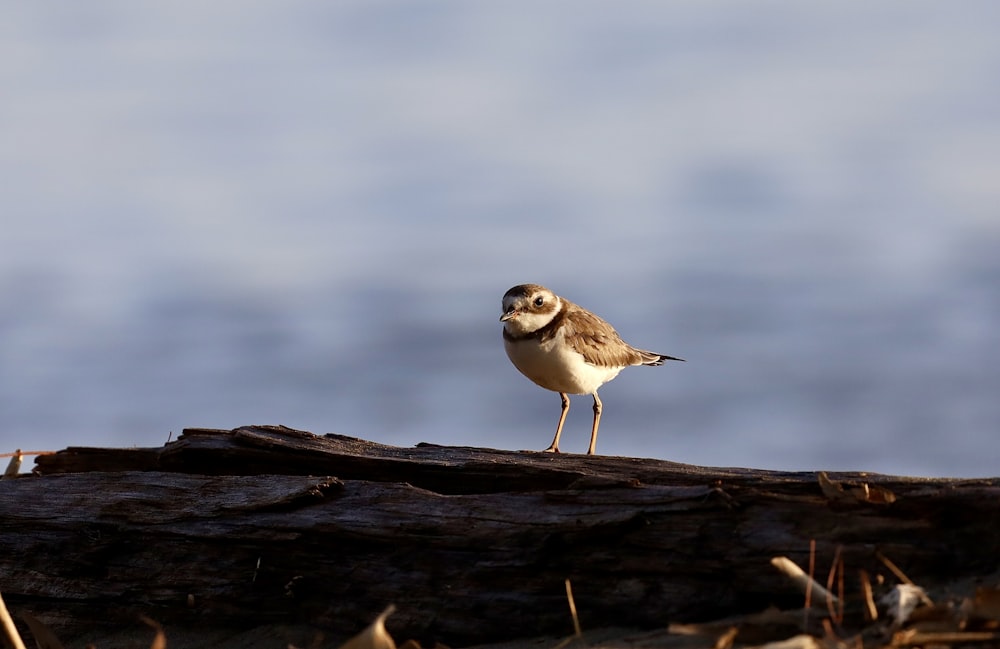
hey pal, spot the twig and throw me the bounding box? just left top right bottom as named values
left=876, top=551, right=933, bottom=605
left=0, top=591, right=28, bottom=649
left=875, top=551, right=910, bottom=585
left=825, top=545, right=844, bottom=626
left=771, top=556, right=839, bottom=607
left=565, top=579, right=582, bottom=638
left=805, top=539, right=816, bottom=624
left=859, top=570, right=878, bottom=621
left=2, top=451, right=22, bottom=478
left=0, top=450, right=55, bottom=458
left=712, top=626, right=738, bottom=649
left=893, top=630, right=1000, bottom=646
left=551, top=580, right=584, bottom=649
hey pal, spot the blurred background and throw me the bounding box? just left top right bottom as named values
left=2, top=2, right=998, bottom=476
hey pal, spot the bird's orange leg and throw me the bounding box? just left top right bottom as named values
left=544, top=392, right=570, bottom=453
left=587, top=392, right=603, bottom=455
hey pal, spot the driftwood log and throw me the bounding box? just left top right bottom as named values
left=2, top=425, right=999, bottom=646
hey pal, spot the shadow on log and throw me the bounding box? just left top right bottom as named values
left=2, top=425, right=999, bottom=647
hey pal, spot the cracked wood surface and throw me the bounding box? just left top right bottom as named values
left=2, top=425, right=999, bottom=646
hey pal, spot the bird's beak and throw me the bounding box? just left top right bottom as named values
left=500, top=310, right=517, bottom=322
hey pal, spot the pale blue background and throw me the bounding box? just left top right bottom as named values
left=2, top=2, right=999, bottom=476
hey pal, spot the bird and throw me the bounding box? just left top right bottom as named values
left=500, top=283, right=684, bottom=455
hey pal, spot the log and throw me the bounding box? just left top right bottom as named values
left=2, top=425, right=999, bottom=647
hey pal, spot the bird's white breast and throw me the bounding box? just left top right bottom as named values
left=503, top=329, right=623, bottom=395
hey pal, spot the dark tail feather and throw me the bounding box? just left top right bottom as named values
left=640, top=351, right=685, bottom=366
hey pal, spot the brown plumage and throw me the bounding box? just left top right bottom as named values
left=500, top=283, right=684, bottom=454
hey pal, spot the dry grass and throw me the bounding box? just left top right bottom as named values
left=4, top=554, right=999, bottom=649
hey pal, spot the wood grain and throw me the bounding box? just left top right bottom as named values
left=1, top=425, right=997, bottom=646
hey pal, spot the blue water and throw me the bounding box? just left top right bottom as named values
left=2, top=2, right=999, bottom=476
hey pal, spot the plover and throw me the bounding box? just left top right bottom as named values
left=500, top=283, right=683, bottom=455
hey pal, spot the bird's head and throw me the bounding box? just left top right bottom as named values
left=500, top=284, right=560, bottom=336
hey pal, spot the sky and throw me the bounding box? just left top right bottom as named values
left=2, top=2, right=999, bottom=476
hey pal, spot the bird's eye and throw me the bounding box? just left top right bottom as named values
left=533, top=296, right=544, bottom=307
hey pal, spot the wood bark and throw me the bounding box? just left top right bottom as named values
left=1, top=425, right=998, bottom=646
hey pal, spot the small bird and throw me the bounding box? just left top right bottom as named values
left=500, top=284, right=684, bottom=455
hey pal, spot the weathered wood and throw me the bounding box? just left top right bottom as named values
left=2, top=425, right=999, bottom=647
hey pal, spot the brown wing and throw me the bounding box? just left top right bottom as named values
left=561, top=303, right=652, bottom=368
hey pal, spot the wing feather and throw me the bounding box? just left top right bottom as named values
left=561, top=302, right=653, bottom=368
left=512, top=296, right=685, bottom=368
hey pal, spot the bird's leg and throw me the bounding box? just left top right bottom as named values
left=587, top=392, right=603, bottom=455
left=544, top=392, right=570, bottom=453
